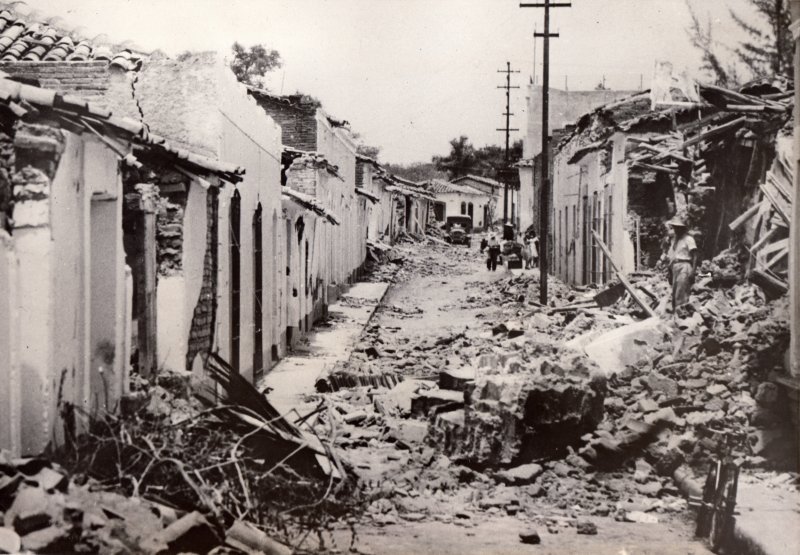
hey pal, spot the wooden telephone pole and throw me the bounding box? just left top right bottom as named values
left=520, top=0, right=570, bottom=304
left=497, top=62, right=520, bottom=223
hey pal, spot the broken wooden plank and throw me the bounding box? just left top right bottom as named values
left=766, top=247, right=789, bottom=269
left=680, top=116, right=747, bottom=149
left=762, top=238, right=789, bottom=257
left=591, top=230, right=656, bottom=318
left=751, top=267, right=788, bottom=296
left=729, top=201, right=765, bottom=232
left=767, top=171, right=793, bottom=203
left=750, top=225, right=780, bottom=254
left=760, top=183, right=790, bottom=224
left=631, top=161, right=679, bottom=174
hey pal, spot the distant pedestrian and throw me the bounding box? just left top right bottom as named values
left=522, top=238, right=533, bottom=269
left=530, top=234, right=539, bottom=268
left=667, top=217, right=697, bottom=313
left=480, top=236, right=488, bottom=253
left=487, top=234, right=500, bottom=271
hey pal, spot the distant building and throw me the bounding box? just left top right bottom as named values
left=518, top=83, right=636, bottom=237
left=427, top=179, right=493, bottom=230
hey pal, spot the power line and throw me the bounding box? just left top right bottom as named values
left=520, top=0, right=571, bottom=305
left=496, top=61, right=520, bottom=223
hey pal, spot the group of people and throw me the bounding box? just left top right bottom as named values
left=479, top=231, right=539, bottom=272
left=475, top=216, right=697, bottom=315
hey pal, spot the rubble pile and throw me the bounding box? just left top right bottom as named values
left=316, top=241, right=797, bottom=533
left=4, top=372, right=369, bottom=554
left=429, top=348, right=606, bottom=466
left=364, top=241, right=478, bottom=284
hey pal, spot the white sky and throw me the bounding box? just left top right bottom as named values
left=25, top=0, right=757, bottom=163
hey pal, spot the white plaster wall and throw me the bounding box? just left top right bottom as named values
left=0, top=230, right=21, bottom=455
left=437, top=192, right=490, bottom=228
left=316, top=114, right=361, bottom=286
left=86, top=140, right=127, bottom=414
left=13, top=207, right=54, bottom=454
left=49, top=135, right=90, bottom=446
left=518, top=166, right=535, bottom=233
left=213, top=59, right=282, bottom=379
left=552, top=135, right=632, bottom=286
left=159, top=180, right=207, bottom=374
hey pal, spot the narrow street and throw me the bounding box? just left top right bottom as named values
left=279, top=238, right=715, bottom=554
left=0, top=2, right=798, bottom=554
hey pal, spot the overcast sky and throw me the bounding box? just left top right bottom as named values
left=26, top=0, right=758, bottom=164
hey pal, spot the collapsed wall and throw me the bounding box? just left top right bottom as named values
left=429, top=348, right=606, bottom=467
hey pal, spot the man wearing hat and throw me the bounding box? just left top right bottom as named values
left=667, top=216, right=697, bottom=311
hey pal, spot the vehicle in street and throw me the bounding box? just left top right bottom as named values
left=444, top=215, right=473, bottom=247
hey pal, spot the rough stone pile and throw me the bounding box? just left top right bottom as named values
left=0, top=454, right=293, bottom=554
left=429, top=349, right=606, bottom=466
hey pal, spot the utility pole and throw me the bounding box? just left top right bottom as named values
left=521, top=0, right=570, bottom=305
left=497, top=61, right=520, bottom=224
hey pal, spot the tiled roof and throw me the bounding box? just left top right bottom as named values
left=355, top=187, right=380, bottom=203
left=426, top=179, right=487, bottom=196
left=0, top=10, right=142, bottom=70
left=0, top=76, right=244, bottom=182
left=452, top=174, right=502, bottom=189
left=281, top=186, right=340, bottom=224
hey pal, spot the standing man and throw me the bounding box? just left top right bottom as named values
left=487, top=234, right=500, bottom=272
left=667, top=217, right=697, bottom=313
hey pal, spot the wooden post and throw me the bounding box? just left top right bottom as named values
left=791, top=0, right=800, bottom=376
left=591, top=229, right=656, bottom=318
left=137, top=184, right=159, bottom=377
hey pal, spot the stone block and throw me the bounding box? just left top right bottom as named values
left=495, top=463, right=543, bottom=485
left=439, top=367, right=476, bottom=391
left=432, top=354, right=606, bottom=466
left=0, top=527, right=21, bottom=554
left=584, top=318, right=668, bottom=376
left=20, top=525, right=72, bottom=553
left=410, top=389, right=464, bottom=417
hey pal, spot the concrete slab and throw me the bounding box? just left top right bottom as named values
left=582, top=317, right=668, bottom=376
left=733, top=478, right=800, bottom=555
left=258, top=281, right=390, bottom=415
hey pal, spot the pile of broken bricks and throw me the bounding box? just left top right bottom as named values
left=313, top=248, right=797, bottom=541
left=0, top=454, right=292, bottom=554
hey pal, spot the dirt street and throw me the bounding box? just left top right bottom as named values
left=321, top=239, right=714, bottom=555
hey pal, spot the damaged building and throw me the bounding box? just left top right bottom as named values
left=0, top=12, right=388, bottom=456
left=539, top=80, right=792, bottom=287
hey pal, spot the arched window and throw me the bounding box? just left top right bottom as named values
left=468, top=202, right=474, bottom=221
left=230, top=190, right=241, bottom=373
left=253, top=203, right=263, bottom=378
left=460, top=201, right=467, bottom=215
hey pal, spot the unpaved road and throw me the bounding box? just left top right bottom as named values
left=324, top=240, right=716, bottom=554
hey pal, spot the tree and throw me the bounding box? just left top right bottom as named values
left=730, top=0, right=792, bottom=76
left=433, top=135, right=523, bottom=182
left=686, top=0, right=792, bottom=86
left=433, top=136, right=478, bottom=179
left=230, top=42, right=282, bottom=88
left=383, top=162, right=447, bottom=183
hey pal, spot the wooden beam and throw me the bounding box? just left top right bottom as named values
left=137, top=185, right=159, bottom=378
left=762, top=238, right=789, bottom=257
left=760, top=183, right=790, bottom=224
left=750, top=225, right=780, bottom=254
left=631, top=161, right=679, bottom=174
left=680, top=116, right=747, bottom=149
left=591, top=230, right=656, bottom=318
left=728, top=201, right=765, bottom=232
left=767, top=247, right=789, bottom=269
